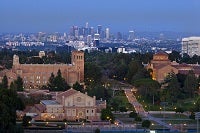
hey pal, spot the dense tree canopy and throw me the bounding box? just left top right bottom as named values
left=134, top=78, right=160, bottom=103
left=47, top=70, right=70, bottom=91
left=0, top=88, right=25, bottom=132
left=73, top=81, right=84, bottom=92
left=100, top=108, right=114, bottom=123
left=183, top=71, right=198, bottom=98
left=161, top=72, right=181, bottom=103
left=1, top=75, right=8, bottom=89
left=84, top=62, right=102, bottom=85
left=10, top=76, right=24, bottom=91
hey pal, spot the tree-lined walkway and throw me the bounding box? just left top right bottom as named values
left=124, top=89, right=145, bottom=114
left=124, top=88, right=179, bottom=132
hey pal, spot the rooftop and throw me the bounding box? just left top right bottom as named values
left=41, top=100, right=60, bottom=105
left=182, top=37, right=200, bottom=41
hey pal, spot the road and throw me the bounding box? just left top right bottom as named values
left=124, top=89, right=145, bottom=114
left=123, top=88, right=180, bottom=132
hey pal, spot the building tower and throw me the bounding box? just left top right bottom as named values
left=71, top=51, right=84, bottom=84
left=106, top=28, right=110, bottom=40
left=128, top=30, right=134, bottom=41
left=94, top=34, right=100, bottom=47
left=85, top=22, right=89, bottom=29
left=97, top=25, right=102, bottom=35
left=13, top=55, right=20, bottom=66
left=182, top=37, right=200, bottom=57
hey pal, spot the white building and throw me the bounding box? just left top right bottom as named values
left=105, top=28, right=110, bottom=40
left=182, top=37, right=200, bottom=57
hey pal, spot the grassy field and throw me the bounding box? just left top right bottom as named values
left=151, top=113, right=189, bottom=119
left=136, top=94, right=198, bottom=111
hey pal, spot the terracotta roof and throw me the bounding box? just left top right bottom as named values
left=57, top=88, right=78, bottom=98
left=154, top=51, right=168, bottom=56
left=177, top=63, right=191, bottom=68
left=34, top=104, right=46, bottom=112
left=23, top=106, right=33, bottom=112
left=72, top=50, right=84, bottom=53
left=154, top=64, right=168, bottom=69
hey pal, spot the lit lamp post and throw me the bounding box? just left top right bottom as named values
left=160, top=107, right=162, bottom=114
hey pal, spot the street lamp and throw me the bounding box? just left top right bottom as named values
left=160, top=107, right=162, bottom=114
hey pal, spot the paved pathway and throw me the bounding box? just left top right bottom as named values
left=124, top=89, right=145, bottom=114
left=124, top=88, right=180, bottom=132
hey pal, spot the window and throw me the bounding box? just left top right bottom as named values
left=77, top=97, right=81, bottom=102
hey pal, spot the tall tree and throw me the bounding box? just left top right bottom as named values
left=0, top=88, right=25, bottom=132
left=100, top=108, right=114, bottom=123
left=134, top=78, right=160, bottom=103
left=73, top=81, right=84, bottom=92
left=85, top=62, right=102, bottom=84
left=47, top=70, right=70, bottom=91
left=183, top=71, right=198, bottom=98
left=162, top=72, right=181, bottom=103
left=54, top=69, right=69, bottom=91
left=47, top=73, right=55, bottom=91
left=1, top=75, right=8, bottom=89
left=15, top=76, right=23, bottom=91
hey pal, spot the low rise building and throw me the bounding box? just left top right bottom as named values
left=147, top=51, right=200, bottom=83
left=21, top=88, right=106, bottom=121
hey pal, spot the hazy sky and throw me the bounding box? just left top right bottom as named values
left=0, top=0, right=200, bottom=33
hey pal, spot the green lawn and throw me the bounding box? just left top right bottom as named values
left=136, top=94, right=198, bottom=111
left=150, top=113, right=189, bottom=119
left=164, top=120, right=196, bottom=124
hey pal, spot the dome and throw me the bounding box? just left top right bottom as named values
left=153, top=51, right=169, bottom=61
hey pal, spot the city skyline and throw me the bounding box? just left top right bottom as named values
left=0, top=0, right=200, bottom=33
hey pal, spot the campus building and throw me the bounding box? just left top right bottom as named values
left=147, top=51, right=200, bottom=83
left=0, top=51, right=84, bottom=89
left=19, top=88, right=106, bottom=121
left=182, top=37, right=200, bottom=57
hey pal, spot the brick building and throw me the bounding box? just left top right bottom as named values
left=0, top=51, right=84, bottom=89
left=18, top=88, right=106, bottom=121
left=147, top=51, right=200, bottom=83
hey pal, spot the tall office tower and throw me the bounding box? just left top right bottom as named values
left=182, top=37, right=200, bottom=57
left=128, top=30, right=134, bottom=41
left=78, top=27, right=84, bottom=36
left=87, top=35, right=92, bottom=45
left=64, top=32, right=67, bottom=38
left=69, top=26, right=75, bottom=36
left=75, top=29, right=79, bottom=39
left=89, top=27, right=94, bottom=37
left=85, top=22, right=89, bottom=29
left=84, top=28, right=88, bottom=37
left=117, top=32, right=122, bottom=41
left=94, top=33, right=100, bottom=47
left=105, top=28, right=110, bottom=40
left=97, top=25, right=102, bottom=35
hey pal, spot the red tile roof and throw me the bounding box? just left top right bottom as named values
left=57, top=88, right=78, bottom=98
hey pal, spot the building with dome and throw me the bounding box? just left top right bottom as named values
left=147, top=51, right=200, bottom=83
